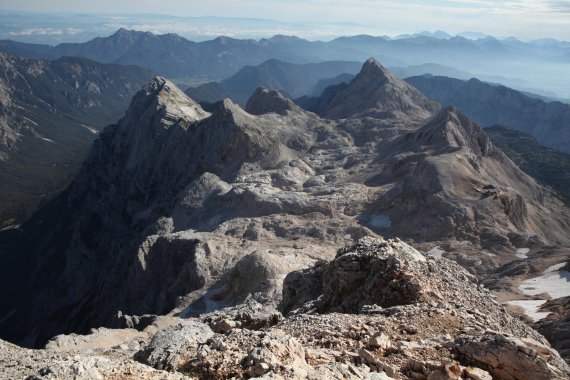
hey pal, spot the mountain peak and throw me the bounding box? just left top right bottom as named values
left=129, top=76, right=210, bottom=127
left=115, top=28, right=131, bottom=35
left=112, top=28, right=140, bottom=38
left=245, top=87, right=298, bottom=116
left=317, top=58, right=440, bottom=120
left=412, top=106, right=494, bottom=156
left=359, top=57, right=390, bottom=79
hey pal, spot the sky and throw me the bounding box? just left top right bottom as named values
left=1, top=0, right=570, bottom=40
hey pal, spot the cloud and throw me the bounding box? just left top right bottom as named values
left=0, top=1, right=569, bottom=40
left=8, top=27, right=83, bottom=36
left=546, top=0, right=570, bottom=12
left=9, top=28, right=64, bottom=36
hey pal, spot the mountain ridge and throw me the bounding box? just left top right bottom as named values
left=0, top=52, right=153, bottom=226
left=2, top=28, right=569, bottom=99
left=299, top=58, right=440, bottom=120
left=186, top=59, right=362, bottom=106
left=2, top=60, right=569, bottom=352
left=406, top=75, right=570, bottom=154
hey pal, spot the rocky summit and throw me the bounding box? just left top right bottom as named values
left=1, top=59, right=570, bottom=379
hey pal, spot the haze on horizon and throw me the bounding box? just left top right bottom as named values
left=2, top=0, right=570, bottom=41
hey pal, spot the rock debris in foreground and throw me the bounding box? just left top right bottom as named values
left=7, top=237, right=568, bottom=379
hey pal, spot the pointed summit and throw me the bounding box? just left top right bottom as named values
left=359, top=57, right=391, bottom=80
left=111, top=28, right=144, bottom=41
left=114, top=28, right=131, bottom=36
left=317, top=58, right=440, bottom=120
left=128, top=76, right=210, bottom=127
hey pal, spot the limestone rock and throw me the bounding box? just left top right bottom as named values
left=456, top=333, right=570, bottom=380
left=202, top=299, right=282, bottom=333
left=368, top=332, right=391, bottom=350
left=245, top=87, right=300, bottom=116
left=0, top=338, right=187, bottom=380
left=318, top=58, right=440, bottom=120
left=29, top=356, right=189, bottom=380
left=45, top=327, right=145, bottom=351
left=135, top=321, right=214, bottom=371
left=283, top=237, right=438, bottom=313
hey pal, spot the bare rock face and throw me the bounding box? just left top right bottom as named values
left=135, top=321, right=214, bottom=371
left=0, top=75, right=346, bottom=347
left=456, top=333, right=569, bottom=380
left=318, top=58, right=440, bottom=120
left=283, top=237, right=540, bottom=337
left=5, top=237, right=570, bottom=380
left=222, top=250, right=296, bottom=306
left=361, top=106, right=570, bottom=253
left=318, top=237, right=428, bottom=312
left=201, top=299, right=282, bottom=333
left=0, top=338, right=187, bottom=380
left=534, top=295, right=570, bottom=364
left=245, top=87, right=299, bottom=116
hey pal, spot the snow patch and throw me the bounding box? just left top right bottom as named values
left=515, top=248, right=529, bottom=259
left=23, top=116, right=38, bottom=126
left=506, top=300, right=550, bottom=322
left=81, top=124, right=98, bottom=134
left=427, top=246, right=444, bottom=258
left=519, top=263, right=570, bottom=299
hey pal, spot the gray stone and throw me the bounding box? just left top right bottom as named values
left=135, top=321, right=214, bottom=371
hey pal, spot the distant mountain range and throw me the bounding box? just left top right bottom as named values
left=1, top=28, right=569, bottom=99
left=0, top=53, right=153, bottom=226
left=406, top=75, right=570, bottom=154
left=184, top=61, right=570, bottom=163
left=185, top=59, right=537, bottom=107
left=187, top=59, right=363, bottom=105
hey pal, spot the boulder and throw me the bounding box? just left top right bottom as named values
left=284, top=236, right=430, bottom=313
left=456, top=333, right=570, bottom=380
left=135, top=321, right=214, bottom=371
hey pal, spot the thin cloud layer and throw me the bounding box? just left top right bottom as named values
left=1, top=0, right=569, bottom=40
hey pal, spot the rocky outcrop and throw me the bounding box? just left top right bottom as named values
left=9, top=237, right=569, bottom=379
left=201, top=300, right=282, bottom=333
left=283, top=237, right=540, bottom=338
left=534, top=296, right=570, bottom=364
left=0, top=338, right=187, bottom=380
left=284, top=237, right=430, bottom=313
left=135, top=321, right=214, bottom=371
left=456, top=333, right=569, bottom=380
